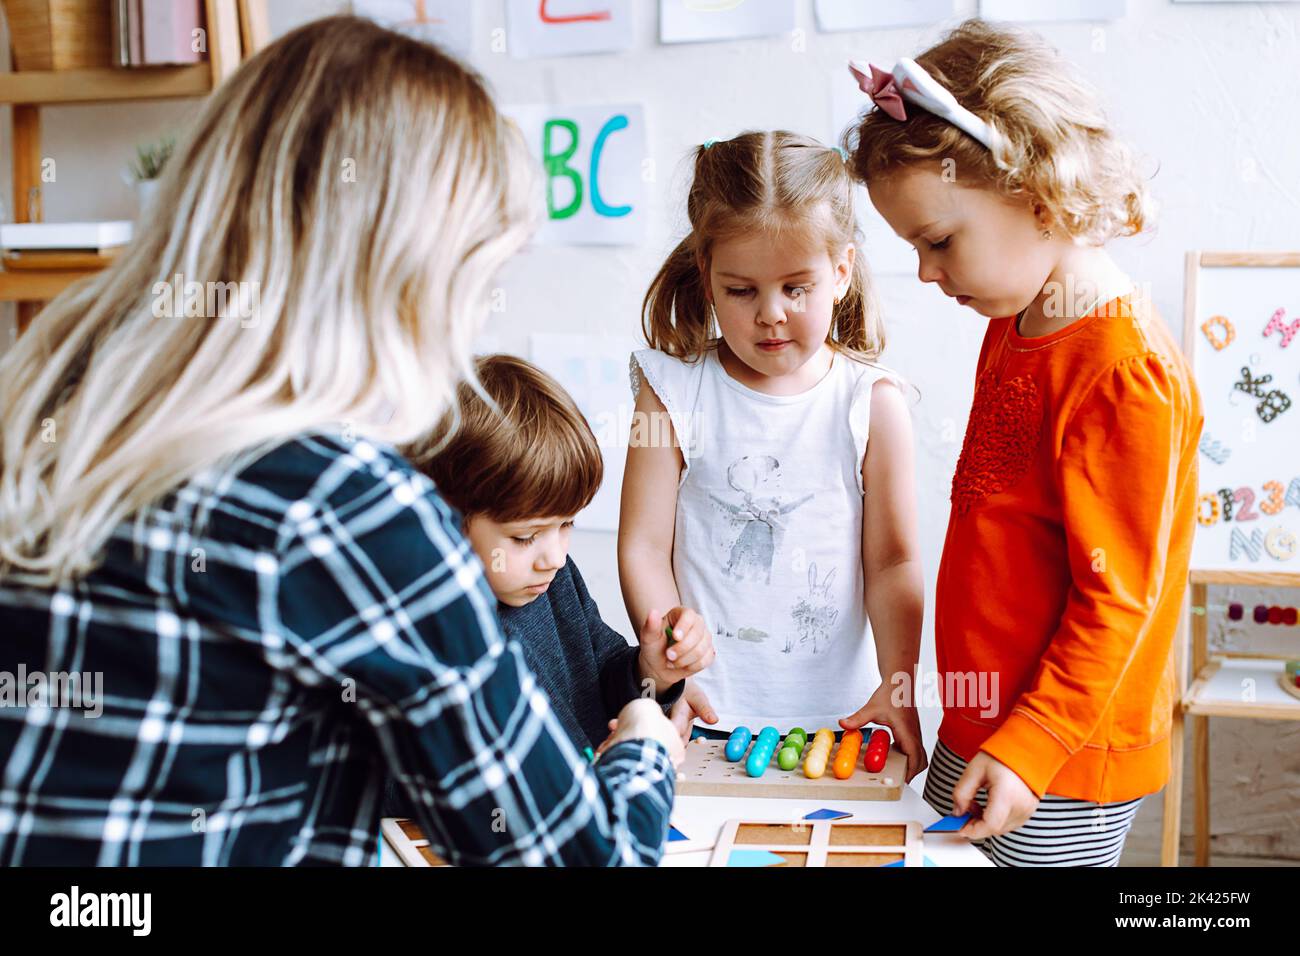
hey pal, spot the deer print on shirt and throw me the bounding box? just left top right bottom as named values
left=710, top=455, right=813, bottom=585
left=788, top=563, right=839, bottom=654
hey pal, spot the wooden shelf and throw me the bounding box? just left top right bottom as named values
left=1184, top=658, right=1300, bottom=721
left=0, top=268, right=96, bottom=301
left=0, top=63, right=213, bottom=105
left=0, top=249, right=117, bottom=301
left=0, top=0, right=269, bottom=336
left=1190, top=570, right=1300, bottom=587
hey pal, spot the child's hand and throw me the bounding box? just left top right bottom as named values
left=600, top=699, right=685, bottom=768
left=594, top=718, right=620, bottom=758
left=668, top=679, right=718, bottom=743
left=839, top=685, right=928, bottom=782
left=637, top=607, right=716, bottom=695
left=951, top=752, right=1039, bottom=840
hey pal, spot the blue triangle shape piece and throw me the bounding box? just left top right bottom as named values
left=727, top=849, right=788, bottom=868
left=924, top=813, right=970, bottom=833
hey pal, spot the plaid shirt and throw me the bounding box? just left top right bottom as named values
left=0, top=432, right=674, bottom=866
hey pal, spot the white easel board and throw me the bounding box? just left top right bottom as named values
left=1183, top=253, right=1300, bottom=574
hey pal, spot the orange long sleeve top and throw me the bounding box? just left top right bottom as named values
left=934, top=293, right=1203, bottom=803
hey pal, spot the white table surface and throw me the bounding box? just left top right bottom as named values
left=379, top=779, right=993, bottom=867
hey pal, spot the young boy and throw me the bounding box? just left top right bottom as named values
left=400, top=354, right=713, bottom=761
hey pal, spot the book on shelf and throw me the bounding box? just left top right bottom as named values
left=130, top=0, right=142, bottom=66
left=0, top=221, right=134, bottom=254
left=141, top=0, right=204, bottom=65
left=111, top=0, right=131, bottom=67
left=113, top=0, right=207, bottom=67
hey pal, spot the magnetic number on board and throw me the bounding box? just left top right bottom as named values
left=1261, top=480, right=1286, bottom=515
left=1217, top=488, right=1235, bottom=522
left=1197, top=493, right=1221, bottom=527
left=1199, top=477, right=1300, bottom=526
left=1232, top=487, right=1259, bottom=522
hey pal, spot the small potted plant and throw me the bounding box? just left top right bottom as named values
left=125, top=136, right=175, bottom=217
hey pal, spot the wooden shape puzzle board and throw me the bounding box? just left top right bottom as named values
left=381, top=817, right=448, bottom=867
left=676, top=737, right=905, bottom=801
left=709, top=818, right=923, bottom=867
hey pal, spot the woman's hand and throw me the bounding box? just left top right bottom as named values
left=952, top=751, right=1040, bottom=840
left=601, top=698, right=685, bottom=769
left=839, top=684, right=927, bottom=782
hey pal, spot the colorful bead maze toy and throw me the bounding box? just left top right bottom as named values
left=1281, top=660, right=1300, bottom=701
left=677, top=725, right=905, bottom=801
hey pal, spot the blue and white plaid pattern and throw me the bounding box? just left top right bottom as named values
left=0, top=433, right=674, bottom=865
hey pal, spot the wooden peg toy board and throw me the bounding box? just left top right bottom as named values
left=709, top=818, right=923, bottom=867
left=676, top=736, right=905, bottom=801
left=380, top=817, right=448, bottom=868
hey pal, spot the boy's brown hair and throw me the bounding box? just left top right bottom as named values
left=405, top=354, right=603, bottom=523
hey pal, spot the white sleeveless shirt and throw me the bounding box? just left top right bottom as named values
left=629, top=343, right=904, bottom=731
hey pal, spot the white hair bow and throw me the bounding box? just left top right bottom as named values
left=848, top=57, right=995, bottom=151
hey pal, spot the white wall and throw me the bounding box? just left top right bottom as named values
left=2, top=0, right=1297, bottom=861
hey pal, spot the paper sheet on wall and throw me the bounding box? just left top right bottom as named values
left=502, top=103, right=647, bottom=246
left=659, top=0, right=795, bottom=45
left=1189, top=264, right=1300, bottom=572
left=829, top=75, right=917, bottom=277
left=353, top=0, right=474, bottom=57
left=978, top=0, right=1125, bottom=23
left=506, top=0, right=635, bottom=58
left=814, top=0, right=957, bottom=32
left=529, top=333, right=643, bottom=532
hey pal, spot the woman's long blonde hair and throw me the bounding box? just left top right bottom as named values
left=643, top=130, right=885, bottom=364
left=0, top=15, right=539, bottom=586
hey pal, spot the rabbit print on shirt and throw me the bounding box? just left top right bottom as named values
left=788, top=562, right=839, bottom=654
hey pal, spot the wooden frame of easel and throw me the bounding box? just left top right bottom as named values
left=1161, top=251, right=1300, bottom=866
left=1, top=0, right=271, bottom=334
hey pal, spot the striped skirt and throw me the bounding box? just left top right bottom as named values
left=923, top=739, right=1142, bottom=867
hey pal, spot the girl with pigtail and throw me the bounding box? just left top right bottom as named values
left=618, top=130, right=927, bottom=782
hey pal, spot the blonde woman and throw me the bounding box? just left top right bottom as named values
left=846, top=19, right=1202, bottom=865
left=0, top=16, right=681, bottom=867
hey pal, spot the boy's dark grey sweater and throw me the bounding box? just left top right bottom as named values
left=502, top=556, right=683, bottom=751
